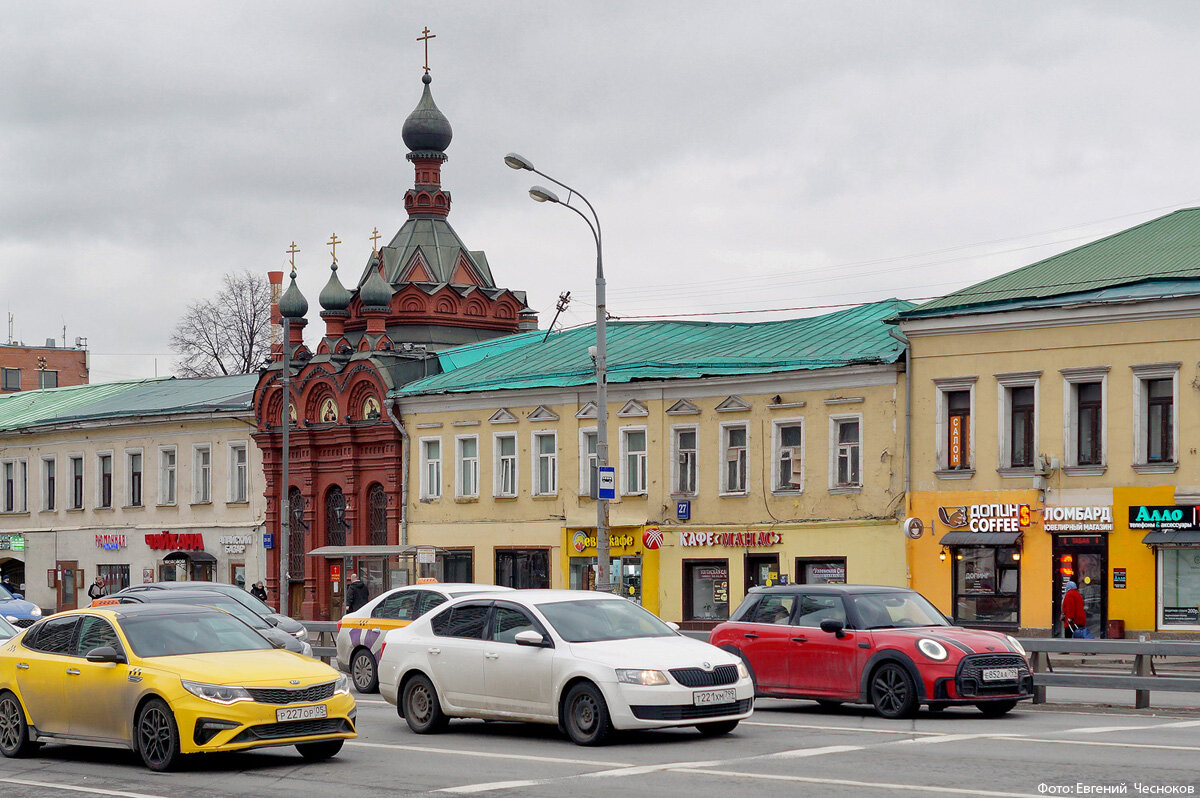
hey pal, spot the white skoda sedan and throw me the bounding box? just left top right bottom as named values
left=377, top=590, right=754, bottom=745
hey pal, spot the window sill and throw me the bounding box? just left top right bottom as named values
left=493, top=494, right=518, bottom=501
left=189, top=501, right=213, bottom=507
left=0, top=511, right=30, bottom=518
left=997, top=467, right=1035, bottom=478
left=531, top=494, right=559, bottom=501
left=669, top=492, right=698, bottom=500
left=770, top=488, right=804, bottom=496
left=934, top=468, right=975, bottom=480
left=454, top=496, right=479, bottom=504
left=1133, top=462, right=1178, bottom=474
left=418, top=496, right=442, bottom=503
left=122, top=504, right=145, bottom=510
left=156, top=503, right=178, bottom=508
left=828, top=486, right=862, bottom=495
left=225, top=500, right=249, bottom=506
left=1062, top=465, right=1106, bottom=477
left=718, top=491, right=749, bottom=498
left=620, top=492, right=648, bottom=499
left=94, top=506, right=114, bottom=512
left=66, top=507, right=85, bottom=513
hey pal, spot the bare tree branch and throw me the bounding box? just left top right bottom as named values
left=170, top=270, right=272, bottom=377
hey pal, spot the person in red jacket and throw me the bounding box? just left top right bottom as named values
left=1061, top=580, right=1086, bottom=637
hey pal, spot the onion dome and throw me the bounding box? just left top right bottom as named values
left=318, top=261, right=351, bottom=312
left=402, top=74, right=453, bottom=153
left=359, top=266, right=393, bottom=310
left=278, top=269, right=308, bottom=318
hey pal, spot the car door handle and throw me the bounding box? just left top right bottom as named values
left=790, top=637, right=807, bottom=643
left=15, top=663, right=28, bottom=670
left=485, top=652, right=499, bottom=660
left=742, top=633, right=759, bottom=639
left=427, top=647, right=441, bottom=655
left=66, top=668, right=81, bottom=676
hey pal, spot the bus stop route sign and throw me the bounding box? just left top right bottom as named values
left=598, top=466, right=616, bottom=500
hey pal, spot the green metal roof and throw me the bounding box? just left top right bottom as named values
left=901, top=207, right=1200, bottom=319
left=392, top=299, right=912, bottom=397
left=367, top=216, right=496, bottom=288
left=0, top=375, right=257, bottom=432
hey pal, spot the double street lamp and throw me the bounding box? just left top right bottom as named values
left=504, top=153, right=613, bottom=593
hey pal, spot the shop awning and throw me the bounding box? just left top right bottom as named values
left=161, top=550, right=217, bottom=563
left=305, top=545, right=448, bottom=558
left=1141, top=530, right=1200, bottom=547
left=938, top=531, right=1022, bottom=546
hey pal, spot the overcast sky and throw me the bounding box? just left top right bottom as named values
left=4, top=1, right=1200, bottom=382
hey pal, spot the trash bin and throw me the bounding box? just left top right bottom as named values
left=1106, top=619, right=1125, bottom=639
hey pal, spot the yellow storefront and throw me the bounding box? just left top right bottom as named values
left=561, top=526, right=661, bottom=617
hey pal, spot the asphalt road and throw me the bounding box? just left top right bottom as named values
left=0, top=693, right=1198, bottom=797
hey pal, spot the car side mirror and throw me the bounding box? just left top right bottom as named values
left=819, top=618, right=847, bottom=638
left=665, top=621, right=680, bottom=632
left=265, top=615, right=281, bottom=627
left=11, top=592, right=23, bottom=600
left=514, top=630, right=549, bottom=647
left=85, top=646, right=127, bottom=664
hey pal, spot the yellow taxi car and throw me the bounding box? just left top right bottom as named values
left=0, top=603, right=356, bottom=771
left=336, top=583, right=511, bottom=692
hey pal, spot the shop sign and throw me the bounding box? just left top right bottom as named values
left=263, top=533, right=274, bottom=549
left=713, top=579, right=729, bottom=603
left=95, top=534, right=127, bottom=551
left=948, top=416, right=965, bottom=468
left=809, top=563, right=847, bottom=583
left=0, top=534, right=24, bottom=551
left=145, top=532, right=204, bottom=551
left=1044, top=506, right=1113, bottom=533
left=1113, top=567, right=1126, bottom=589
left=938, top=504, right=1030, bottom=533
left=1128, top=505, right=1200, bottom=531
left=642, top=526, right=663, bottom=550
left=679, top=530, right=783, bottom=547
left=218, top=535, right=253, bottom=554
left=571, top=531, right=636, bottom=553
left=696, top=567, right=727, bottom=581
left=1163, top=606, right=1200, bottom=625
left=416, top=547, right=436, bottom=564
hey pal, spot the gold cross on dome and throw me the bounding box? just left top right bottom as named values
left=370, top=227, right=381, bottom=253
left=327, top=233, right=341, bottom=264
left=417, top=26, right=436, bottom=73
left=286, top=241, right=300, bottom=269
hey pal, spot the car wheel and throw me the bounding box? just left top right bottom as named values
left=562, top=682, right=613, bottom=746
left=351, top=648, right=379, bottom=694
left=976, top=700, right=1018, bottom=718
left=695, top=719, right=739, bottom=736
left=815, top=699, right=843, bottom=711
left=870, top=662, right=919, bottom=719
left=402, top=674, right=449, bottom=734
left=0, top=692, right=39, bottom=758
left=136, top=698, right=182, bottom=771
left=296, top=739, right=344, bottom=760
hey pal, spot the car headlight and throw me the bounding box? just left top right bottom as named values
left=917, top=638, right=949, bottom=661
left=182, top=679, right=252, bottom=705
left=1006, top=635, right=1027, bottom=658
left=334, top=674, right=351, bottom=695
left=30, top=608, right=41, bottom=618
left=736, top=661, right=749, bottom=679
left=293, top=627, right=307, bottom=641
left=615, top=668, right=669, bottom=686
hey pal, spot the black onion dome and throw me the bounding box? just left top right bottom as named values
left=402, top=74, right=453, bottom=153
left=359, top=266, right=393, bottom=309
left=278, top=270, right=308, bottom=318
left=318, top=262, right=351, bottom=311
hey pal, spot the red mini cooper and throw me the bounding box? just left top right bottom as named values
left=709, top=585, right=1033, bottom=718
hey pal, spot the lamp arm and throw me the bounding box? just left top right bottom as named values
left=532, top=168, right=603, bottom=271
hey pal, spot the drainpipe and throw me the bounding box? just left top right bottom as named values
left=387, top=400, right=410, bottom=547
left=888, top=325, right=913, bottom=588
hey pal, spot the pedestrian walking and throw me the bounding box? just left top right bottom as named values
left=1061, top=579, right=1092, bottom=638
left=250, top=581, right=268, bottom=602
left=345, top=572, right=369, bottom=613
left=87, top=576, right=107, bottom=601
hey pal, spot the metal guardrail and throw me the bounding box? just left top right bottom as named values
left=1020, top=638, right=1200, bottom=709
left=302, top=620, right=338, bottom=664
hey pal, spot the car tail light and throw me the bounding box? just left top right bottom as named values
left=336, top=620, right=343, bottom=633
left=379, top=641, right=386, bottom=659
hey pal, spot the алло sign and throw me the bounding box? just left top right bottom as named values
left=1128, top=505, right=1200, bottom=531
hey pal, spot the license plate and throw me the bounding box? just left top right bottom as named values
left=982, top=668, right=1019, bottom=682
left=276, top=704, right=328, bottom=722
left=693, top=688, right=736, bottom=706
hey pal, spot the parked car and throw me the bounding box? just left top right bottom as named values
left=378, top=589, right=754, bottom=745
left=337, top=583, right=513, bottom=693
left=118, top=581, right=307, bottom=643
left=709, top=584, right=1033, bottom=719
left=0, top=604, right=355, bottom=770
left=92, top=590, right=314, bottom=657
left=0, top=585, right=42, bottom=628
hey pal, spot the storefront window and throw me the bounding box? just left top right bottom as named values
left=953, top=546, right=1020, bottom=625
left=443, top=550, right=474, bottom=583
left=496, top=549, right=549, bottom=589
left=1161, top=548, right=1200, bottom=627
left=569, top=555, right=642, bottom=603
left=683, top=560, right=729, bottom=621
left=97, top=564, right=130, bottom=592
left=796, top=557, right=846, bottom=584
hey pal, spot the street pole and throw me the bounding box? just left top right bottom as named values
left=279, top=313, right=291, bottom=618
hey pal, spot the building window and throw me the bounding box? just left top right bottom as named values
left=443, top=549, right=474, bottom=583
left=38, top=370, right=57, bottom=389
left=951, top=546, right=1020, bottom=626
left=1159, top=548, right=1200, bottom=630
left=996, top=372, right=1040, bottom=472
left=621, top=427, right=647, bottom=495
left=420, top=438, right=442, bottom=500
left=324, top=485, right=347, bottom=547
left=672, top=426, right=697, bottom=495
left=1, top=368, right=19, bottom=391
left=2, top=462, right=15, bottom=512
left=1132, top=363, right=1179, bottom=470
left=368, top=483, right=388, bottom=546
left=580, top=429, right=598, bottom=497
left=1075, top=382, right=1103, bottom=465
left=126, top=451, right=143, bottom=507
left=773, top=420, right=804, bottom=492
left=97, top=453, right=113, bottom=509
left=494, top=434, right=517, bottom=497
left=795, top=557, right=847, bottom=584
left=70, top=456, right=84, bottom=509
left=228, top=443, right=247, bottom=503
left=97, top=564, right=131, bottom=593
left=533, top=432, right=557, bottom=496
left=159, top=447, right=176, bottom=505
left=721, top=424, right=748, bottom=494
left=42, top=457, right=55, bottom=511
left=683, top=560, right=729, bottom=622
left=456, top=436, right=479, bottom=498
left=947, top=391, right=971, bottom=468
left=192, top=445, right=211, bottom=503
left=933, top=377, right=976, bottom=476
left=495, top=549, right=549, bottom=589
left=830, top=416, right=861, bottom=489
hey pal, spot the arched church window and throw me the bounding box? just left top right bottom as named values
left=287, top=486, right=306, bottom=579
left=368, top=484, right=388, bottom=546
left=325, top=486, right=347, bottom=548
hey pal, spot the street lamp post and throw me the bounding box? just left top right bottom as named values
left=505, top=153, right=613, bottom=593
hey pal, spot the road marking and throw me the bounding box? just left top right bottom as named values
left=0, top=778, right=170, bottom=798
left=675, top=768, right=1041, bottom=797
left=897, top=733, right=1018, bottom=745
left=768, top=744, right=865, bottom=758
left=346, top=739, right=630, bottom=767
left=744, top=720, right=944, bottom=736
left=437, top=779, right=550, bottom=794
left=1061, top=719, right=1200, bottom=735
left=582, top=759, right=729, bottom=778
left=1007, top=736, right=1200, bottom=753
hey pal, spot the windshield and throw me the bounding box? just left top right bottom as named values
left=0, top=586, right=16, bottom=601
left=538, top=599, right=677, bottom=643
left=158, top=596, right=268, bottom=629
left=119, top=611, right=274, bottom=657
left=0, top=616, right=16, bottom=638
left=850, top=592, right=951, bottom=629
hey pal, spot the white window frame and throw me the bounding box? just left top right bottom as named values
left=579, top=427, right=598, bottom=497
left=158, top=446, right=177, bottom=506
left=419, top=437, right=443, bottom=500
left=1132, top=362, right=1180, bottom=473
left=719, top=422, right=749, bottom=496
left=493, top=433, right=518, bottom=498
left=456, top=435, right=480, bottom=498
left=1, top=458, right=27, bottom=513
left=1060, top=366, right=1108, bottom=475
left=96, top=450, right=114, bottom=509
left=620, top=425, right=648, bottom=496
left=532, top=431, right=558, bottom=496
left=69, top=454, right=85, bottom=510
left=771, top=418, right=805, bottom=494
left=996, top=372, right=1040, bottom=474
left=192, top=444, right=212, bottom=504
left=828, top=414, right=862, bottom=492
left=933, top=376, right=977, bottom=477
left=125, top=448, right=144, bottom=507
left=670, top=424, right=698, bottom=496
left=41, top=455, right=56, bottom=512
left=227, top=442, right=248, bottom=503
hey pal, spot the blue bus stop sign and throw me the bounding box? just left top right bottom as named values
left=598, top=466, right=616, bottom=500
